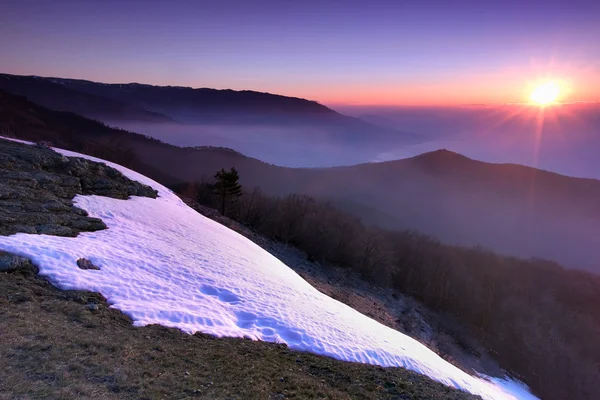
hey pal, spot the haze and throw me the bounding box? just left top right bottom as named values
left=109, top=102, right=600, bottom=177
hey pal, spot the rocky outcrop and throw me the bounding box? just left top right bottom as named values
left=0, top=251, right=37, bottom=273
left=0, top=138, right=157, bottom=237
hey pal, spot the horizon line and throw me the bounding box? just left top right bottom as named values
left=2, top=71, right=599, bottom=109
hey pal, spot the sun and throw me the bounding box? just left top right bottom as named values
left=529, top=81, right=560, bottom=106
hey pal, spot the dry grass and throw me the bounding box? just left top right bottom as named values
left=0, top=267, right=479, bottom=400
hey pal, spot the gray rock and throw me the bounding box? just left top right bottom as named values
left=0, top=252, right=36, bottom=273
left=0, top=138, right=157, bottom=238
left=32, top=171, right=62, bottom=185
left=0, top=213, right=17, bottom=223
left=77, top=258, right=100, bottom=270
left=36, top=225, right=75, bottom=236
left=70, top=219, right=107, bottom=231
left=41, top=200, right=71, bottom=212
left=72, top=207, right=89, bottom=216
left=12, top=225, right=37, bottom=234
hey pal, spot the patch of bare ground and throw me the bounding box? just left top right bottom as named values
left=0, top=257, right=478, bottom=400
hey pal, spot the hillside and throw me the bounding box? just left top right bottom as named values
left=2, top=90, right=600, bottom=272
left=2, top=255, right=477, bottom=400
left=0, top=74, right=172, bottom=123
left=185, top=182, right=600, bottom=400
left=44, top=76, right=335, bottom=119
left=296, top=150, right=600, bottom=271
left=0, top=73, right=412, bottom=146
left=0, top=73, right=423, bottom=167
left=0, top=138, right=533, bottom=399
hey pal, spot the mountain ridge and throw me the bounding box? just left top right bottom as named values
left=0, top=73, right=421, bottom=166
left=2, top=89, right=600, bottom=272
left=0, top=74, right=173, bottom=123
left=45, top=75, right=336, bottom=114
left=0, top=73, right=344, bottom=120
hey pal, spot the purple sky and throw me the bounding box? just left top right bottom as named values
left=1, top=0, right=599, bottom=105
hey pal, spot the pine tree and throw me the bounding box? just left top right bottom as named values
left=213, top=167, right=242, bottom=216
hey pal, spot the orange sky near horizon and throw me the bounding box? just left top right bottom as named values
left=3, top=59, right=598, bottom=107
left=289, top=67, right=600, bottom=107
left=4, top=63, right=598, bottom=108
left=165, top=64, right=599, bottom=107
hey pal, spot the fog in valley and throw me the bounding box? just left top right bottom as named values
left=108, top=122, right=365, bottom=167
left=110, top=102, right=600, bottom=179
left=339, top=102, right=600, bottom=179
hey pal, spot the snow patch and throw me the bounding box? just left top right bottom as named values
left=0, top=137, right=537, bottom=400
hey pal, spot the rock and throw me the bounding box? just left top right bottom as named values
left=0, top=213, right=17, bottom=224
left=72, top=207, right=89, bottom=216
left=35, top=140, right=54, bottom=148
left=0, top=152, right=16, bottom=165
left=77, top=258, right=100, bottom=271
left=0, top=183, right=14, bottom=199
left=41, top=200, right=71, bottom=212
left=36, top=225, right=75, bottom=236
left=0, top=252, right=37, bottom=273
left=88, top=220, right=108, bottom=231
left=87, top=303, right=99, bottom=311
left=70, top=219, right=107, bottom=231
left=12, top=225, right=37, bottom=234
left=32, top=171, right=62, bottom=185
left=0, top=138, right=157, bottom=237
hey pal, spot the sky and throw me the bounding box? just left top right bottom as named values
left=1, top=0, right=599, bottom=106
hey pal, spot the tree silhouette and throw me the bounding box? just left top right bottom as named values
left=212, top=167, right=242, bottom=216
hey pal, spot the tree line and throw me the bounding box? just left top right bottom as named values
left=175, top=174, right=600, bottom=400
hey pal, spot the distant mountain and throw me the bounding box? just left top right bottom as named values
left=301, top=151, right=600, bottom=272
left=0, top=73, right=423, bottom=167
left=0, top=74, right=172, bottom=123
left=46, top=77, right=335, bottom=120
left=0, top=73, right=416, bottom=145
left=3, top=90, right=600, bottom=272
left=341, top=103, right=600, bottom=179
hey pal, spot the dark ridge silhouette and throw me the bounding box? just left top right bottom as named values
left=50, top=76, right=335, bottom=116
left=0, top=73, right=419, bottom=149
left=0, top=74, right=173, bottom=123
left=2, top=89, right=600, bottom=272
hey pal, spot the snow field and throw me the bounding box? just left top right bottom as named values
left=0, top=139, right=537, bottom=399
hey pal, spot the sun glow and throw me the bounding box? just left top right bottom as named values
left=529, top=82, right=560, bottom=106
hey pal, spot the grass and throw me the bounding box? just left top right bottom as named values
left=0, top=265, right=480, bottom=400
